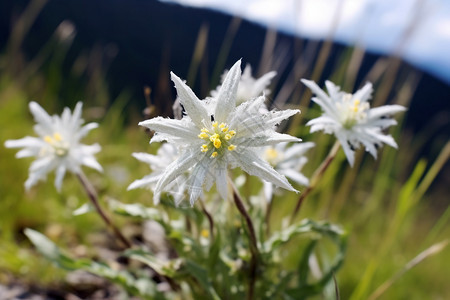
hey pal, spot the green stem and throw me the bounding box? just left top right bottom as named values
left=76, top=171, right=132, bottom=249
left=231, top=182, right=259, bottom=300
left=265, top=196, right=273, bottom=236
left=290, top=141, right=340, bottom=223
left=199, top=199, right=215, bottom=241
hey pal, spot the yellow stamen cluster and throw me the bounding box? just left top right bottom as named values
left=43, top=132, right=69, bottom=156
left=264, top=147, right=282, bottom=165
left=337, top=95, right=370, bottom=129
left=201, top=229, right=210, bottom=238
left=352, top=99, right=361, bottom=112
left=198, top=122, right=237, bottom=158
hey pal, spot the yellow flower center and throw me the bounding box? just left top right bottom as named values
left=198, top=121, right=237, bottom=158
left=43, top=132, right=69, bottom=156
left=200, top=229, right=210, bottom=238
left=337, top=95, right=370, bottom=129
left=264, top=147, right=283, bottom=165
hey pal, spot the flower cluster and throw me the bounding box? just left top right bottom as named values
left=211, top=63, right=277, bottom=105
left=128, top=143, right=188, bottom=206
left=137, top=60, right=301, bottom=205
left=262, top=142, right=315, bottom=201
left=4, top=62, right=407, bottom=208
left=4, top=102, right=102, bottom=191
left=302, top=79, right=406, bottom=166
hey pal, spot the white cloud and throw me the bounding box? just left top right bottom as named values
left=161, top=0, right=450, bottom=83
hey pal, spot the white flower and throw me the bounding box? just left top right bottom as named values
left=301, top=79, right=406, bottom=166
left=4, top=101, right=102, bottom=191
left=211, top=64, right=277, bottom=105
left=128, top=143, right=188, bottom=205
left=139, top=60, right=301, bottom=205
left=262, top=142, right=314, bottom=201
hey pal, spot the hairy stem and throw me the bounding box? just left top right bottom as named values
left=290, top=141, right=340, bottom=223
left=199, top=199, right=215, bottom=240
left=76, top=172, right=132, bottom=249
left=265, top=196, right=273, bottom=236
left=231, top=182, right=259, bottom=300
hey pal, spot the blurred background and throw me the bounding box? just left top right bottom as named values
left=0, top=0, right=449, bottom=299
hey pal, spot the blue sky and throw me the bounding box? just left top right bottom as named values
left=161, top=0, right=450, bottom=84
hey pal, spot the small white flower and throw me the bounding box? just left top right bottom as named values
left=301, top=79, right=406, bottom=166
left=211, top=64, right=277, bottom=105
left=139, top=60, right=300, bottom=205
left=128, top=143, right=188, bottom=205
left=4, top=101, right=102, bottom=191
left=262, top=142, right=314, bottom=201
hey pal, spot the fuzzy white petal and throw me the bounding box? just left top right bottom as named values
left=263, top=181, right=273, bottom=202
left=214, top=59, right=241, bottom=123
left=16, top=148, right=39, bottom=158
left=283, top=142, right=315, bottom=159
left=214, top=161, right=228, bottom=201
left=306, top=115, right=340, bottom=127
left=154, top=150, right=200, bottom=204
left=54, top=165, right=67, bottom=192
left=78, top=122, right=99, bottom=139
left=235, top=132, right=301, bottom=147
left=325, top=80, right=342, bottom=100
left=80, top=154, right=103, bottom=172
left=282, top=169, right=310, bottom=186
left=352, top=82, right=373, bottom=102
left=170, top=72, right=210, bottom=129
left=132, top=152, right=163, bottom=167
left=302, top=79, right=337, bottom=117
left=29, top=102, right=54, bottom=133
left=127, top=174, right=161, bottom=190
left=187, top=157, right=212, bottom=205
left=233, top=149, right=296, bottom=192
left=336, top=134, right=355, bottom=167
left=139, top=117, right=199, bottom=143
left=367, top=105, right=406, bottom=120
left=5, top=136, right=44, bottom=149
left=253, top=71, right=277, bottom=97
left=366, top=129, right=398, bottom=148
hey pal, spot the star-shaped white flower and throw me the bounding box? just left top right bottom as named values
left=211, top=63, right=277, bottom=105
left=301, top=79, right=406, bottom=166
left=262, top=142, right=314, bottom=201
left=128, top=143, right=188, bottom=205
left=139, top=60, right=300, bottom=205
left=4, top=101, right=102, bottom=191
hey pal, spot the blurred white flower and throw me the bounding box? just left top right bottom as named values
left=128, top=143, right=188, bottom=205
left=211, top=64, right=277, bottom=105
left=139, top=60, right=300, bottom=205
left=302, top=79, right=406, bottom=166
left=4, top=101, right=102, bottom=191
left=262, top=142, right=314, bottom=201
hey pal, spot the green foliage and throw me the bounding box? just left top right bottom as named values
left=25, top=229, right=165, bottom=299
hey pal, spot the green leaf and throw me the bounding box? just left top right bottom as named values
left=262, top=220, right=347, bottom=299
left=125, top=249, right=180, bottom=278
left=108, top=199, right=161, bottom=220
left=25, top=229, right=162, bottom=299
left=72, top=203, right=94, bottom=216
left=184, top=260, right=221, bottom=300
left=127, top=250, right=221, bottom=300
left=24, top=228, right=78, bottom=270
left=268, top=271, right=295, bottom=299
left=263, top=219, right=345, bottom=253
left=297, top=240, right=318, bottom=285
